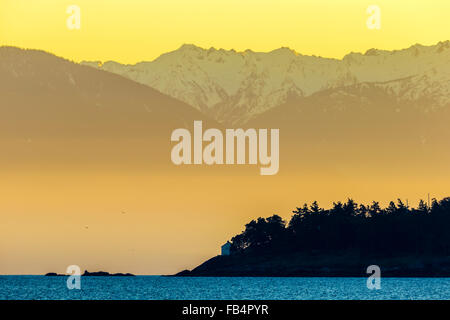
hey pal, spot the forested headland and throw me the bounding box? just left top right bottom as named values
left=177, top=197, right=450, bottom=277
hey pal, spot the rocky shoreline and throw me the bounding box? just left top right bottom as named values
left=174, top=252, right=450, bottom=277
left=45, top=270, right=135, bottom=277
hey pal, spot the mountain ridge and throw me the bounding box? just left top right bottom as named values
left=0, top=46, right=220, bottom=169
left=81, top=40, right=450, bottom=125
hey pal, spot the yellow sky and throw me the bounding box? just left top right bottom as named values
left=1, top=0, right=449, bottom=63
left=1, top=0, right=450, bottom=275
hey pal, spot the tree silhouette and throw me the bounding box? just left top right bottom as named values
left=230, top=197, right=450, bottom=257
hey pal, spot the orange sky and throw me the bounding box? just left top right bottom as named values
left=1, top=165, right=448, bottom=275
left=1, top=0, right=449, bottom=275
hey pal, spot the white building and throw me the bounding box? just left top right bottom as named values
left=221, top=241, right=232, bottom=256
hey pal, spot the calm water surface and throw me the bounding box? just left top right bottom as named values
left=0, top=276, right=449, bottom=300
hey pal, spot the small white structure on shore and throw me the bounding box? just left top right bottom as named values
left=221, top=241, right=232, bottom=256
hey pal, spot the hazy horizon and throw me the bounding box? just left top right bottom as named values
left=1, top=0, right=450, bottom=276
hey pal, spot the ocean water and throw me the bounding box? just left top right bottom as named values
left=0, top=276, right=449, bottom=300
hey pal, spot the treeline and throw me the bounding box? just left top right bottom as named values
left=231, top=197, right=450, bottom=256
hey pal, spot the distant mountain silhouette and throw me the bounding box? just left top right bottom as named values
left=82, top=41, right=450, bottom=125
left=246, top=77, right=450, bottom=176
left=2, top=45, right=450, bottom=176
left=0, top=46, right=220, bottom=169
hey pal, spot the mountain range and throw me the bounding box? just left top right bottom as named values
left=2, top=42, right=450, bottom=174
left=0, top=46, right=218, bottom=170
left=2, top=43, right=450, bottom=277
left=82, top=41, right=450, bottom=125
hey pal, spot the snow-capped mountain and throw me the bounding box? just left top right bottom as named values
left=82, top=41, right=450, bottom=125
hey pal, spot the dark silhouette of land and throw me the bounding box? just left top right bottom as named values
left=45, top=270, right=135, bottom=277
left=177, top=197, right=450, bottom=277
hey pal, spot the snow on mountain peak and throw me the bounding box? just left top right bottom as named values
left=81, top=41, right=450, bottom=125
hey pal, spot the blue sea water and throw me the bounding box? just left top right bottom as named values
left=0, top=276, right=449, bottom=300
